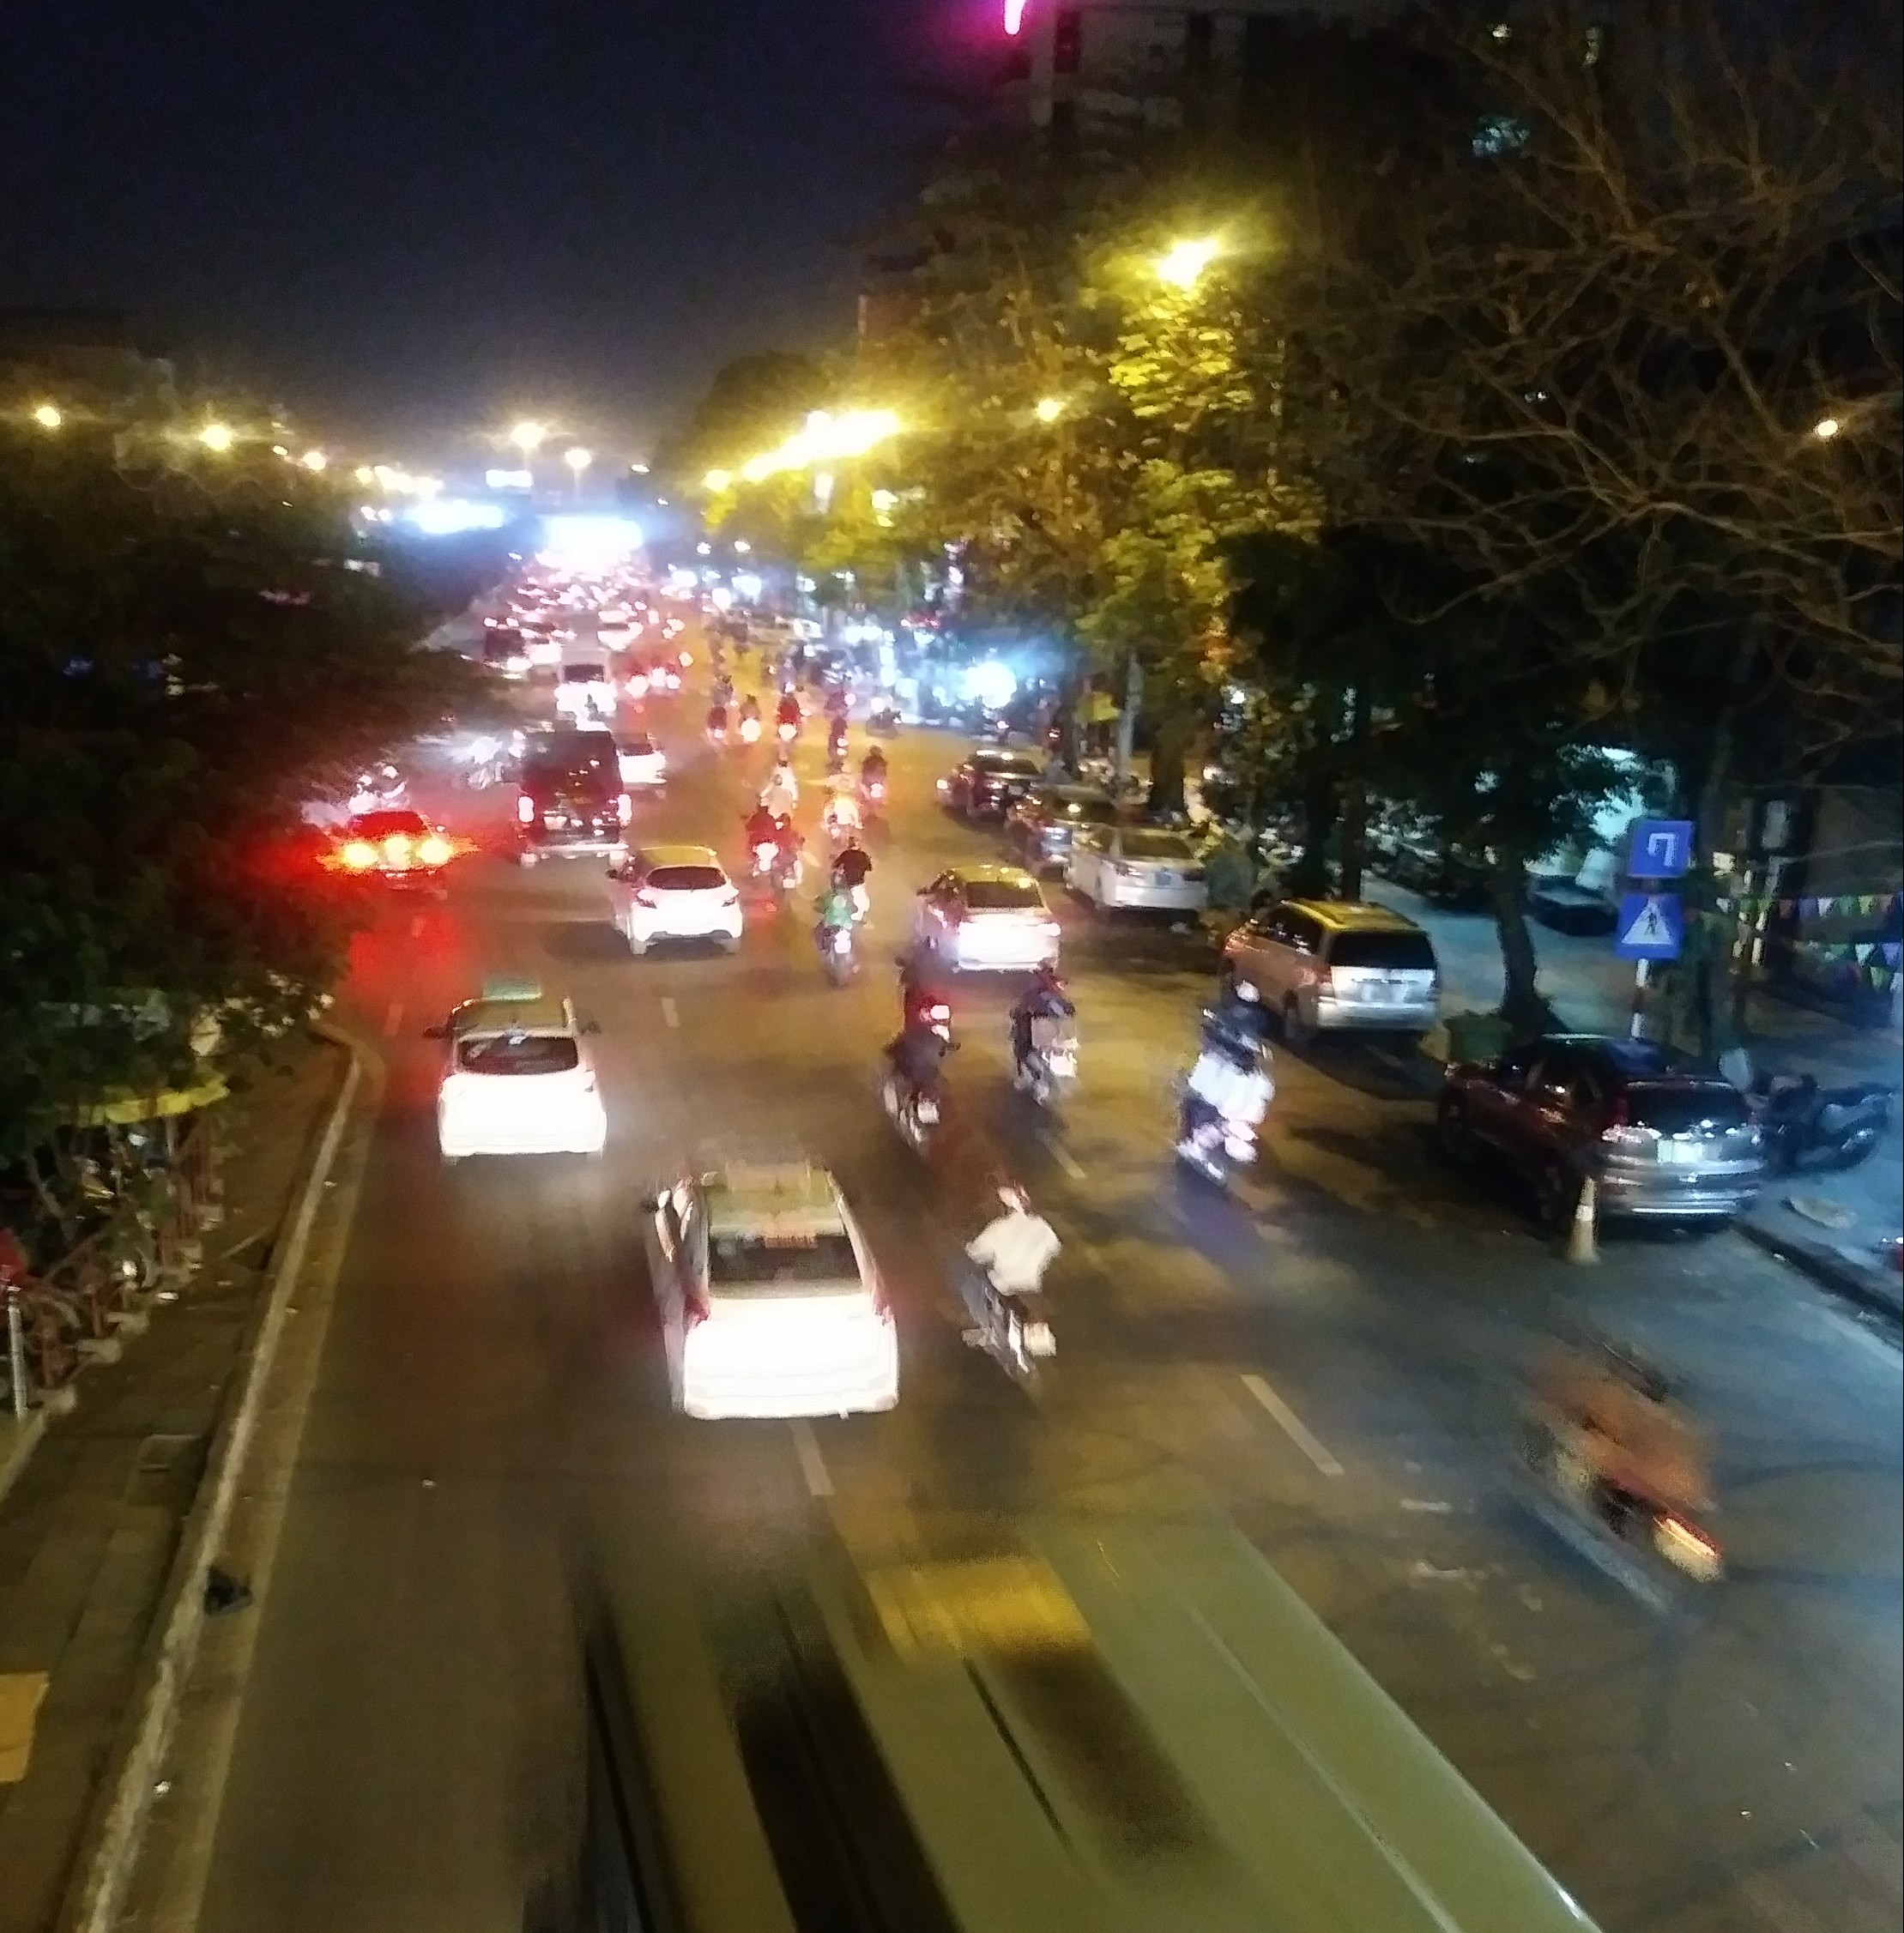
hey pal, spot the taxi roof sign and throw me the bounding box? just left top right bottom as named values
left=481, top=976, right=544, bottom=1002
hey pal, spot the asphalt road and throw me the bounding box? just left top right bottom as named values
left=130, top=611, right=1901, bottom=1933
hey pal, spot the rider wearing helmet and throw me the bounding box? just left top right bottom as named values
left=1010, top=963, right=1075, bottom=1084
left=831, top=832, right=873, bottom=915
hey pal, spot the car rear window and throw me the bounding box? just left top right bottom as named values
left=620, top=734, right=656, bottom=755
left=708, top=1230, right=861, bottom=1290
left=964, top=880, right=1045, bottom=911
left=976, top=752, right=1043, bottom=776
left=1121, top=831, right=1196, bottom=861
left=1327, top=929, right=1439, bottom=971
left=648, top=865, right=727, bottom=892
left=456, top=1034, right=580, bottom=1076
left=348, top=811, right=427, bottom=839
left=1623, top=1084, right=1751, bottom=1133
left=524, top=750, right=616, bottom=787
left=562, top=663, right=607, bottom=682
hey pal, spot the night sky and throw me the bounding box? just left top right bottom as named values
left=3, top=1, right=982, bottom=461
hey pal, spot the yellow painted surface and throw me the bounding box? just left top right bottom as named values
left=0, top=1671, right=49, bottom=1784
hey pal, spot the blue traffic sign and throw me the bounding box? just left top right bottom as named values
left=1629, top=818, right=1695, bottom=879
left=1614, top=892, right=1683, bottom=961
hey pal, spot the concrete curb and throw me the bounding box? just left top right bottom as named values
left=54, top=1023, right=373, bottom=1933
left=1738, top=1216, right=1904, bottom=1326
left=0, top=1411, right=47, bottom=1513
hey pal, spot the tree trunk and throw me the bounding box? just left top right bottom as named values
left=1145, top=708, right=1196, bottom=819
left=1489, top=844, right=1553, bottom=1035
left=1338, top=685, right=1371, bottom=901
left=1288, top=767, right=1339, bottom=898
left=1684, top=629, right=1759, bottom=1060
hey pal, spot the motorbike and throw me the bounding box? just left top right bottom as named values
left=771, top=849, right=804, bottom=902
left=881, top=1071, right=942, bottom=1154
left=750, top=839, right=780, bottom=885
left=1751, top=1073, right=1895, bottom=1173
left=705, top=709, right=728, bottom=746
left=860, top=773, right=888, bottom=816
left=1175, top=1033, right=1273, bottom=1186
left=777, top=716, right=800, bottom=745
left=963, top=1267, right=1055, bottom=1391
left=1011, top=1016, right=1079, bottom=1109
left=1515, top=1411, right=1724, bottom=1611
left=819, top=922, right=858, bottom=986
left=738, top=715, right=763, bottom=745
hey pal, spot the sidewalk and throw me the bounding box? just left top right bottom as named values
left=1370, top=881, right=1904, bottom=1318
left=0, top=1039, right=348, bottom=1933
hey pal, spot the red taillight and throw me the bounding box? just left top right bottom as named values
left=341, top=839, right=378, bottom=871
left=517, top=794, right=535, bottom=825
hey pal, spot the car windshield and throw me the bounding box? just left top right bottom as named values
left=1624, top=1084, right=1752, bottom=1133
left=1121, top=831, right=1196, bottom=861
left=456, top=1033, right=579, bottom=1076
left=976, top=752, right=1043, bottom=776
left=707, top=1230, right=862, bottom=1290
left=1327, top=930, right=1438, bottom=971
left=648, top=865, right=727, bottom=892
left=964, top=879, right=1044, bottom=911
left=348, top=811, right=427, bottom=839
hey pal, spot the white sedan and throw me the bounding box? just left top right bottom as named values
left=605, top=843, right=743, bottom=957
left=430, top=984, right=607, bottom=1162
left=1065, top=826, right=1209, bottom=914
left=642, top=1163, right=898, bottom=1420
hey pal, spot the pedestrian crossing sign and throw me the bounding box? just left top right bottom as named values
left=1614, top=892, right=1683, bottom=960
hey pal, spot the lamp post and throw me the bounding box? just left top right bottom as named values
left=32, top=403, right=63, bottom=431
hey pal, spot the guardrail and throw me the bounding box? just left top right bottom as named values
left=3, top=1119, right=221, bottom=1420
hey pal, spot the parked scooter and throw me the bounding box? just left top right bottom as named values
left=1750, top=1072, right=1895, bottom=1173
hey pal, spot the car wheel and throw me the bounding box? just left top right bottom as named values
left=1535, top=1160, right=1579, bottom=1230
left=1436, top=1096, right=1477, bottom=1167
left=1281, top=997, right=1312, bottom=1049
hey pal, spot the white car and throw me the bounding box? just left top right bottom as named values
left=1065, top=826, right=1209, bottom=914
left=429, top=983, right=606, bottom=1162
left=642, top=1163, right=898, bottom=1420
left=597, top=623, right=637, bottom=649
left=615, top=731, right=666, bottom=788
left=555, top=661, right=616, bottom=723
left=606, top=844, right=743, bottom=956
left=912, top=864, right=1061, bottom=973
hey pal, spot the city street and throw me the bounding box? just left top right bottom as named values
left=128, top=618, right=1902, bottom=1933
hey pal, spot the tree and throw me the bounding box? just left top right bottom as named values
left=0, top=422, right=479, bottom=1162
left=650, top=352, right=829, bottom=497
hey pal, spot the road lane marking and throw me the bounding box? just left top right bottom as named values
left=408, top=915, right=425, bottom=939
left=1039, top=1132, right=1086, bottom=1182
left=790, top=1422, right=833, bottom=1497
left=381, top=1000, right=404, bottom=1038
left=1241, top=1374, right=1345, bottom=1477
left=660, top=997, right=680, bottom=1029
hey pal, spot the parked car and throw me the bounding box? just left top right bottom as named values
left=937, top=747, right=1047, bottom=821
left=1065, top=825, right=1208, bottom=915
left=1005, top=783, right=1118, bottom=873
left=1223, top=899, right=1441, bottom=1046
left=913, top=864, right=1061, bottom=973
left=1437, top=1035, right=1766, bottom=1229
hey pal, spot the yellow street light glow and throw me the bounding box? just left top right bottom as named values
left=732, top=539, right=751, bottom=553
left=1812, top=415, right=1841, bottom=440
left=564, top=445, right=592, bottom=473
left=301, top=449, right=327, bottom=472
left=510, top=420, right=547, bottom=454
left=737, top=408, right=900, bottom=486
left=1155, top=237, right=1221, bottom=291
left=32, top=403, right=63, bottom=430
left=354, top=464, right=375, bottom=484
left=198, top=421, right=235, bottom=452
left=270, top=444, right=290, bottom=458
left=1034, top=396, right=1065, bottom=423
left=703, top=468, right=733, bottom=492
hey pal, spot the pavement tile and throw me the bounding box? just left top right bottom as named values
left=0, top=1037, right=346, bottom=1933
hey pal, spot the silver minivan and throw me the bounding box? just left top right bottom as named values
left=1223, top=899, right=1441, bottom=1045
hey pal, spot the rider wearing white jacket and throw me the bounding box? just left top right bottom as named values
left=964, top=1179, right=1060, bottom=1344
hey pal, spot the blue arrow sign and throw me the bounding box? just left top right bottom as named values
left=1629, top=818, right=1695, bottom=879
left=1614, top=892, right=1683, bottom=961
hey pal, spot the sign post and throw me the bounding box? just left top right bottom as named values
left=1617, top=820, right=1695, bottom=1038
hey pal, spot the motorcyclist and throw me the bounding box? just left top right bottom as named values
left=1178, top=980, right=1274, bottom=1160
left=898, top=957, right=952, bottom=1041
left=825, top=716, right=849, bottom=773
left=1529, top=1341, right=1714, bottom=1526
left=776, top=690, right=802, bottom=736
left=1011, top=963, right=1076, bottom=1084
left=962, top=1177, right=1060, bottom=1356
left=760, top=756, right=798, bottom=818
left=771, top=812, right=804, bottom=887
left=738, top=692, right=761, bottom=724
left=743, top=802, right=780, bottom=868
left=814, top=879, right=859, bottom=961
left=705, top=700, right=728, bottom=739
left=859, top=745, right=888, bottom=797
left=821, top=783, right=862, bottom=844
left=831, top=833, right=873, bottom=918
left=883, top=1012, right=953, bottom=1126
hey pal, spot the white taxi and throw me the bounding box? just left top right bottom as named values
left=605, top=844, right=743, bottom=957
left=428, top=982, right=607, bottom=1162
left=643, top=1163, right=898, bottom=1420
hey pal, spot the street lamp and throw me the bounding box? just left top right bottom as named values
left=1034, top=396, right=1066, bottom=423
left=32, top=403, right=62, bottom=430
left=564, top=445, right=592, bottom=500
left=1812, top=415, right=1841, bottom=441
left=733, top=539, right=751, bottom=553
left=510, top=420, right=547, bottom=456
left=198, top=421, right=235, bottom=453
left=1155, top=237, right=1220, bottom=292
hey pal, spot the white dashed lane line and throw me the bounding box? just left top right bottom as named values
left=789, top=1422, right=833, bottom=1498
left=661, top=997, right=680, bottom=1030
left=1039, top=1131, right=1086, bottom=1182
left=382, top=1000, right=404, bottom=1038
left=1241, top=1373, right=1345, bottom=1477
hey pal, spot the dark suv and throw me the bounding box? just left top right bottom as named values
left=515, top=737, right=629, bottom=867
left=1005, top=783, right=1118, bottom=872
left=938, top=747, right=1047, bottom=820
left=1437, top=1035, right=1765, bottom=1229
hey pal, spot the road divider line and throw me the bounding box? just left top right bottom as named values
left=408, top=915, right=425, bottom=939
left=789, top=1422, right=833, bottom=1498
left=660, top=997, right=680, bottom=1030
left=381, top=1000, right=403, bottom=1038
left=1241, top=1374, right=1345, bottom=1477
left=1039, top=1132, right=1086, bottom=1182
